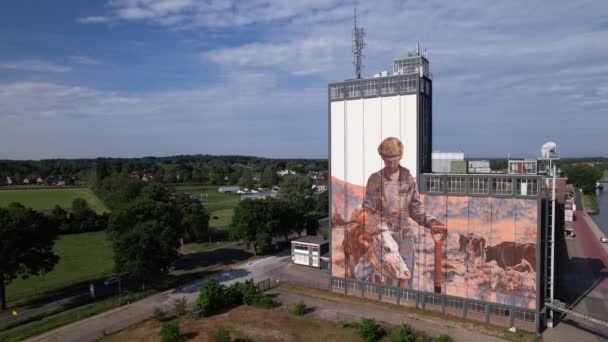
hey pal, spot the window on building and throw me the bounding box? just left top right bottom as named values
left=493, top=178, right=513, bottom=195
left=294, top=243, right=308, bottom=251
left=468, top=302, right=486, bottom=313
left=363, top=80, right=378, bottom=96
left=426, top=176, right=443, bottom=193
left=516, top=178, right=538, bottom=196
left=383, top=287, right=397, bottom=298
left=470, top=177, right=488, bottom=194
left=364, top=284, right=376, bottom=294
left=514, top=310, right=535, bottom=322
left=447, top=177, right=465, bottom=194
left=400, top=290, right=416, bottom=302
left=380, top=78, right=397, bottom=95
left=445, top=298, right=464, bottom=309
left=346, top=82, right=360, bottom=98
left=490, top=305, right=510, bottom=317
left=333, top=279, right=345, bottom=289
left=348, top=281, right=361, bottom=292
left=425, top=294, right=441, bottom=305
left=330, top=85, right=344, bottom=100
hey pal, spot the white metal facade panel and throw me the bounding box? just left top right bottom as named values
left=400, top=94, right=418, bottom=178
left=331, top=101, right=345, bottom=181
left=363, top=97, right=382, bottom=187
left=345, top=99, right=365, bottom=187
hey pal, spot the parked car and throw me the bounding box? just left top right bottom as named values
left=104, top=276, right=118, bottom=286
left=600, top=237, right=608, bottom=243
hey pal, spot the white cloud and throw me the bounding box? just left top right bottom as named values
left=78, top=16, right=109, bottom=24
left=69, top=55, right=101, bottom=65
left=0, top=60, right=71, bottom=73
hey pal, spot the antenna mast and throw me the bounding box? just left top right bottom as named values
left=352, top=8, right=366, bottom=79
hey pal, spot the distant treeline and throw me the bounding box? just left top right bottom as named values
left=0, top=155, right=328, bottom=185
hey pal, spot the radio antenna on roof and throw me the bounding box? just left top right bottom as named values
left=352, top=8, right=366, bottom=79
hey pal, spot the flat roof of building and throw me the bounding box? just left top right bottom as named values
left=292, top=235, right=328, bottom=245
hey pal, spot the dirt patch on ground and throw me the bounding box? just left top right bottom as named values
left=102, top=306, right=361, bottom=342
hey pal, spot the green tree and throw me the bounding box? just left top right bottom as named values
left=259, top=166, right=278, bottom=188
left=238, top=170, right=254, bottom=190
left=562, top=164, right=602, bottom=193
left=231, top=200, right=270, bottom=255
left=0, top=203, right=59, bottom=310
left=255, top=229, right=273, bottom=255
left=197, top=279, right=225, bottom=317
left=108, top=196, right=182, bottom=288
left=174, top=193, right=210, bottom=242
left=279, top=174, right=314, bottom=204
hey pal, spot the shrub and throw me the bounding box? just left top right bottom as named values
left=224, top=284, right=243, bottom=308
left=239, top=279, right=259, bottom=305
left=290, top=301, right=306, bottom=316
left=197, top=279, right=225, bottom=317
left=358, top=318, right=382, bottom=342
left=174, top=297, right=188, bottom=317
left=214, top=327, right=232, bottom=342
left=432, top=335, right=453, bottom=342
left=251, top=294, right=275, bottom=308
left=159, top=322, right=182, bottom=342
left=152, top=307, right=167, bottom=321
left=391, top=323, right=415, bottom=342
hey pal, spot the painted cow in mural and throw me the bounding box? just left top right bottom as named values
left=485, top=241, right=536, bottom=272
left=459, top=233, right=487, bottom=267
left=354, top=229, right=411, bottom=285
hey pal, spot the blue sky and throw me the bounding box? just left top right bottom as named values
left=1, top=0, right=607, bottom=160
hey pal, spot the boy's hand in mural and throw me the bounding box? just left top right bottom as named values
left=431, top=223, right=448, bottom=239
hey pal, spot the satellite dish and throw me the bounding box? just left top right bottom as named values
left=541, top=141, right=558, bottom=159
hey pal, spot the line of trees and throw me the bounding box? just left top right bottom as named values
left=232, top=174, right=328, bottom=255
left=1, top=155, right=327, bottom=186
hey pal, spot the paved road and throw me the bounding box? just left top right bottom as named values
left=543, top=210, right=608, bottom=342
left=24, top=251, right=292, bottom=342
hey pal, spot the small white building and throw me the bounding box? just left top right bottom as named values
left=291, top=235, right=329, bottom=269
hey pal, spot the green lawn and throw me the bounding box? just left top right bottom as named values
left=0, top=188, right=108, bottom=213
left=175, top=185, right=239, bottom=228
left=6, top=231, right=114, bottom=304
left=583, top=194, right=599, bottom=214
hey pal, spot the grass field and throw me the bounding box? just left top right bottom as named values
left=583, top=194, right=599, bottom=214
left=102, top=305, right=362, bottom=342
left=0, top=188, right=108, bottom=213
left=6, top=231, right=114, bottom=304
left=175, top=185, right=240, bottom=229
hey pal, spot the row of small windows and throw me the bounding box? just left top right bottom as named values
left=335, top=279, right=535, bottom=323
left=425, top=176, right=538, bottom=196
left=514, top=310, right=536, bottom=322
left=329, top=76, right=418, bottom=100
left=294, top=243, right=309, bottom=251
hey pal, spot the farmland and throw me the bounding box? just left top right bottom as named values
left=6, top=231, right=114, bottom=305
left=0, top=188, right=108, bottom=213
